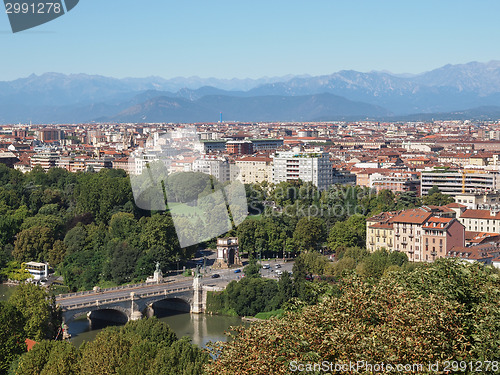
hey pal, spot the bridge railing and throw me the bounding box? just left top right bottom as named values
left=60, top=286, right=192, bottom=310
left=57, top=281, right=172, bottom=299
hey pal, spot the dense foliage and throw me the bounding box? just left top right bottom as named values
left=11, top=317, right=208, bottom=375
left=0, top=165, right=193, bottom=289
left=0, top=284, right=61, bottom=375
left=206, top=259, right=500, bottom=375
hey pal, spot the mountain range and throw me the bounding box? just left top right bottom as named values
left=2, top=61, right=500, bottom=124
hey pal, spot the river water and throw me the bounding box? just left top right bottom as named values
left=1, top=284, right=246, bottom=348
left=68, top=309, right=247, bottom=348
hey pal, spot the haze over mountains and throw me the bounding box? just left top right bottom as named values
left=2, top=61, right=500, bottom=124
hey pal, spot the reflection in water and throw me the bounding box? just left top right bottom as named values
left=68, top=308, right=247, bottom=349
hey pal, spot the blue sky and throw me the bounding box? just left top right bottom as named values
left=1, top=0, right=500, bottom=80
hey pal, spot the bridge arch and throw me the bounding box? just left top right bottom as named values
left=145, top=297, right=192, bottom=317
left=62, top=304, right=132, bottom=325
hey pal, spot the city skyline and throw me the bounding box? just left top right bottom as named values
left=1, top=1, right=500, bottom=80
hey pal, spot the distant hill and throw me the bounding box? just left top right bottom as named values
left=107, top=93, right=391, bottom=123
left=2, top=61, right=500, bottom=123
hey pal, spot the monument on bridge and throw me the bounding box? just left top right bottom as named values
left=146, top=262, right=164, bottom=283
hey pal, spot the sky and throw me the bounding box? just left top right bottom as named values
left=1, top=0, right=500, bottom=80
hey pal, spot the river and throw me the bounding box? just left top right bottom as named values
left=1, top=284, right=246, bottom=348
left=68, top=309, right=247, bottom=348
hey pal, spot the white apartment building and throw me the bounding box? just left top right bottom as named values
left=192, top=155, right=231, bottom=183
left=458, top=209, right=500, bottom=233
left=233, top=156, right=273, bottom=184
left=272, top=150, right=333, bottom=190
left=454, top=191, right=500, bottom=210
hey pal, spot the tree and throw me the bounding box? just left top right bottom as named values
left=0, top=302, right=25, bottom=375
left=14, top=341, right=79, bottom=375
left=243, top=257, right=260, bottom=278
left=292, top=217, right=325, bottom=252
left=106, top=239, right=140, bottom=285
left=8, top=284, right=61, bottom=341
left=48, top=240, right=66, bottom=266
left=422, top=186, right=454, bottom=206
left=327, top=215, right=366, bottom=250
left=108, top=212, right=138, bottom=241
left=206, top=272, right=473, bottom=375
left=13, top=226, right=55, bottom=262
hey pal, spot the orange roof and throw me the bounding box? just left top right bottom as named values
left=25, top=339, right=37, bottom=351
left=392, top=209, right=432, bottom=224
left=461, top=209, right=500, bottom=220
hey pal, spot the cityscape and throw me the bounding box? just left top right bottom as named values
left=2, top=1, right=500, bottom=374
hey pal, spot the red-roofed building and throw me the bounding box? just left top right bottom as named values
left=393, top=209, right=433, bottom=261
left=447, top=244, right=499, bottom=265
left=422, top=217, right=465, bottom=262
left=366, top=211, right=402, bottom=252
left=458, top=209, right=500, bottom=233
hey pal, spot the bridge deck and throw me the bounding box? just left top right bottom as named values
left=57, top=279, right=195, bottom=310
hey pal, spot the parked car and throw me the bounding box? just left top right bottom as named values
left=234, top=269, right=241, bottom=273
left=275, top=264, right=281, bottom=268
left=276, top=270, right=283, bottom=276
left=262, top=264, right=270, bottom=269
left=211, top=273, right=220, bottom=278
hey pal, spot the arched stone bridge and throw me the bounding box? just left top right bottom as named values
left=57, top=277, right=222, bottom=325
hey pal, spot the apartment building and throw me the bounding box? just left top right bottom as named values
left=458, top=209, right=500, bottom=233
left=250, top=139, right=284, bottom=151
left=370, top=172, right=420, bottom=194
left=234, top=155, right=273, bottom=184
left=366, top=211, right=401, bottom=252
left=421, top=217, right=464, bottom=262
left=393, top=209, right=433, bottom=261
left=454, top=191, right=500, bottom=209
left=30, top=152, right=59, bottom=171
left=420, top=169, right=500, bottom=196
left=272, top=150, right=333, bottom=191
left=192, top=155, right=231, bottom=183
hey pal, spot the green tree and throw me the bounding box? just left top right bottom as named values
left=327, top=215, right=366, bottom=250
left=8, top=284, right=61, bottom=341
left=0, top=302, right=26, bottom=375
left=292, top=217, right=325, bottom=252
left=14, top=341, right=79, bottom=375
left=13, top=226, right=55, bottom=262
left=48, top=240, right=66, bottom=266
left=243, top=257, right=260, bottom=278
left=206, top=269, right=478, bottom=375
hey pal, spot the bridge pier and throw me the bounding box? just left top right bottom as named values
left=130, top=292, right=143, bottom=321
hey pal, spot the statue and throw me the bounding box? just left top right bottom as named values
left=155, top=262, right=161, bottom=273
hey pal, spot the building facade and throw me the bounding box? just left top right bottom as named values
left=272, top=150, right=333, bottom=191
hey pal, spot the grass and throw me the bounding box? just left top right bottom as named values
left=247, top=214, right=263, bottom=221
left=254, top=309, right=284, bottom=320
left=167, top=202, right=199, bottom=216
